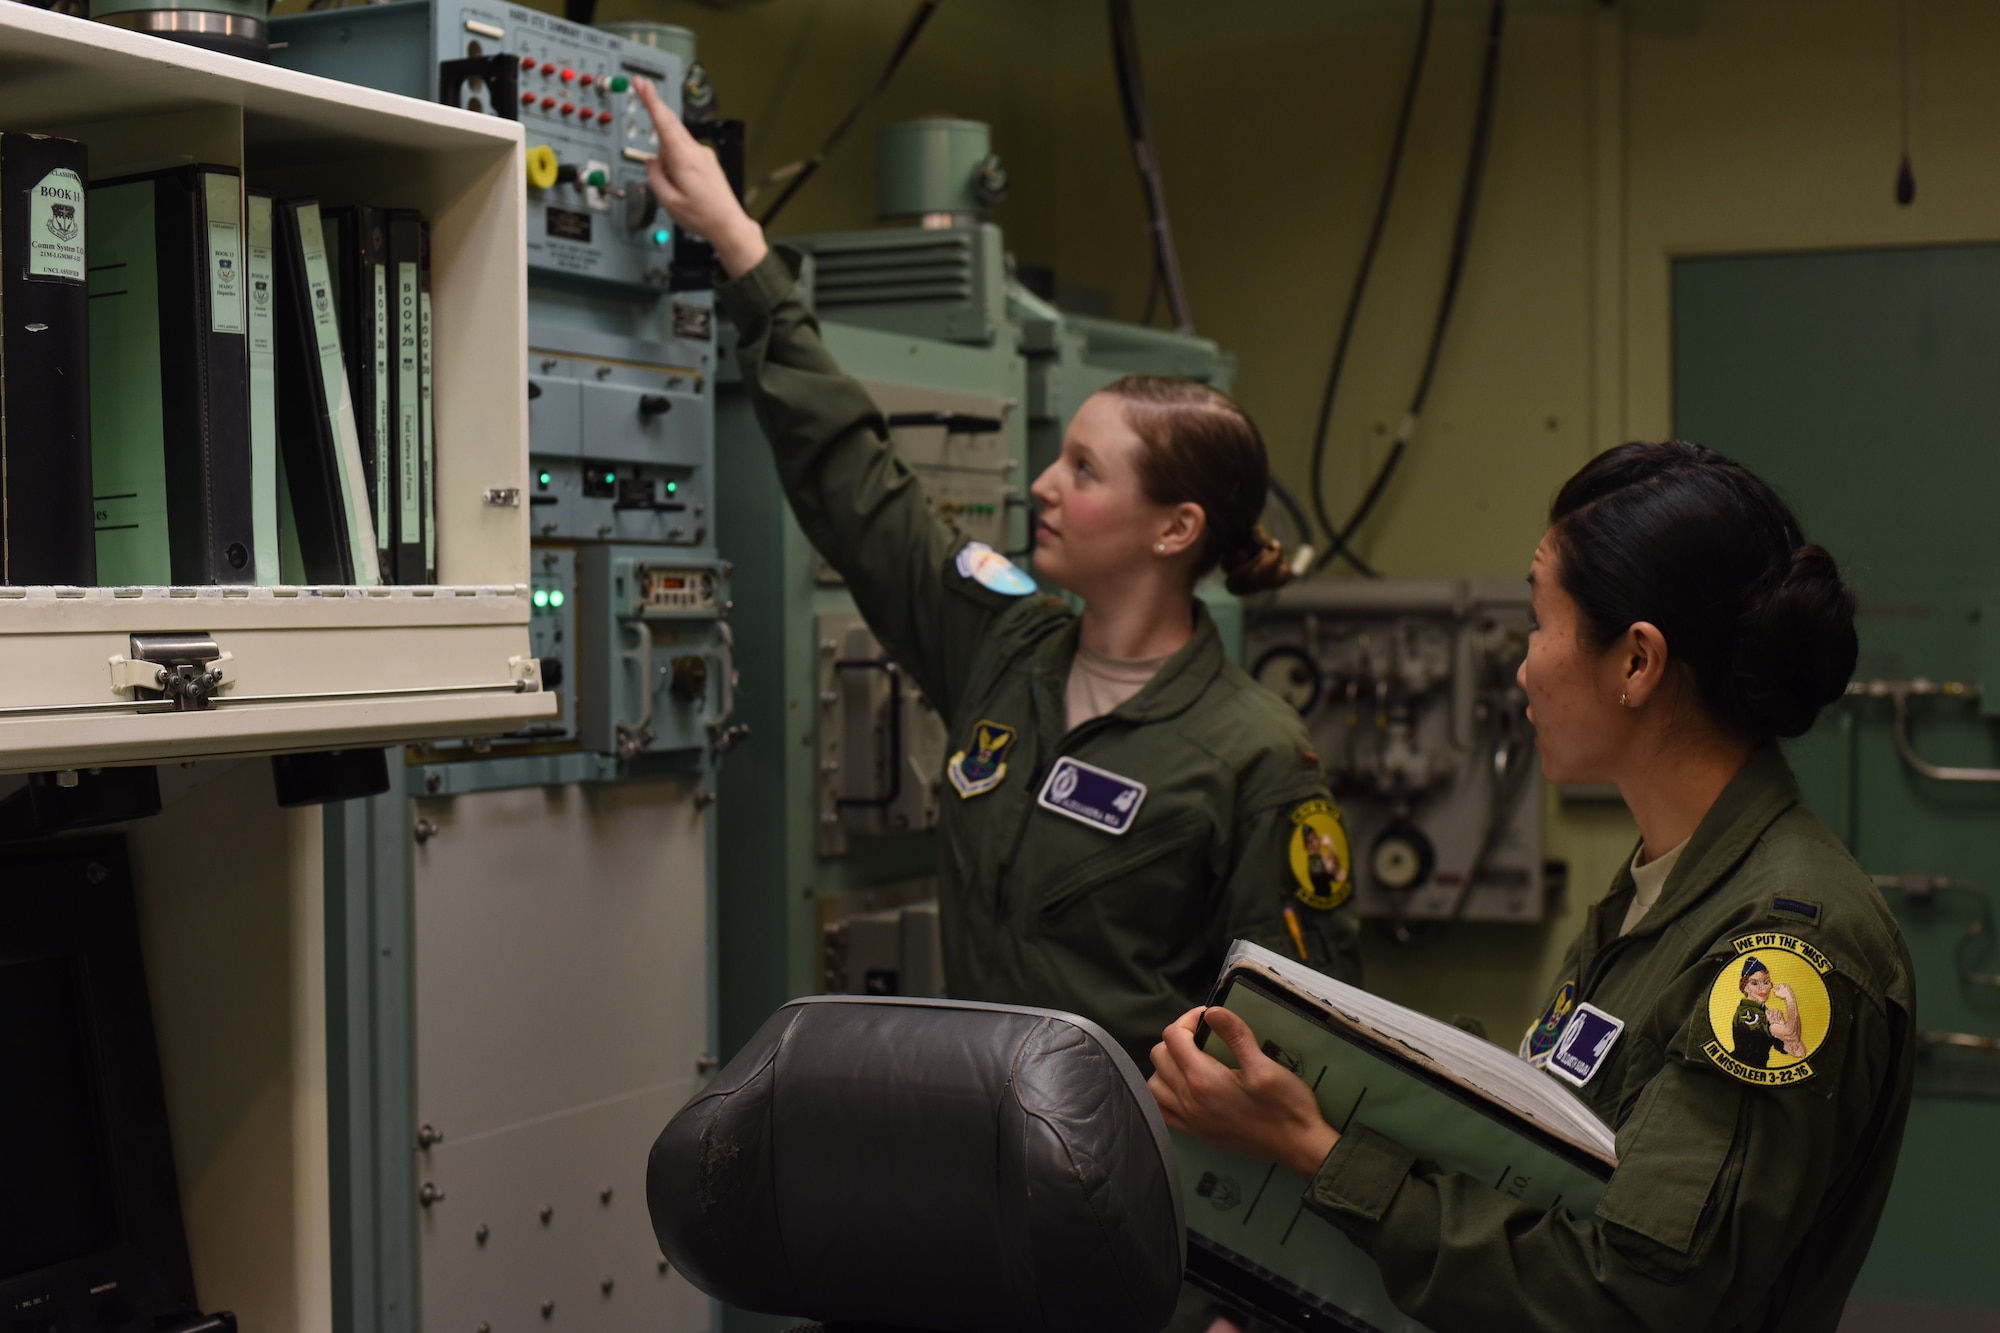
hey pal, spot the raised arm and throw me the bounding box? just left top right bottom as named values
left=635, top=81, right=1029, bottom=717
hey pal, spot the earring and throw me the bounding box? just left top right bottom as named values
left=1155, top=543, right=1166, bottom=554
left=1620, top=692, right=1631, bottom=707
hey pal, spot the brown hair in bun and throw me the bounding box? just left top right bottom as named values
left=1098, top=375, right=1292, bottom=595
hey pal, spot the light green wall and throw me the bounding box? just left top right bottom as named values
left=444, top=0, right=2000, bottom=1036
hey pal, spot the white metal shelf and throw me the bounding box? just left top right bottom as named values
left=0, top=5, right=551, bottom=772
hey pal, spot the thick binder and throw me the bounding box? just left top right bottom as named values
left=323, top=204, right=393, bottom=577
left=387, top=209, right=423, bottom=584
left=0, top=132, right=95, bottom=585
left=245, top=190, right=279, bottom=583
left=273, top=198, right=380, bottom=585
left=1179, top=942, right=1617, bottom=1333
left=88, top=164, right=255, bottom=585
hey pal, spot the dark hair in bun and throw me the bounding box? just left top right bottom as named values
left=1100, top=375, right=1292, bottom=596
left=1548, top=440, right=1856, bottom=740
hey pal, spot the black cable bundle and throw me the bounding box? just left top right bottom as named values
left=757, top=0, right=944, bottom=229
left=1310, top=0, right=1507, bottom=577
left=1109, top=0, right=1194, bottom=335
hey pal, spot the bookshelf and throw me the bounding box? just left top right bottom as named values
left=0, top=4, right=551, bottom=771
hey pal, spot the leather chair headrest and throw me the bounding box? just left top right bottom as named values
left=647, top=996, right=1184, bottom=1333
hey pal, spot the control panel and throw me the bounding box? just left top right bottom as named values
left=441, top=0, right=680, bottom=290
left=522, top=546, right=579, bottom=741
left=574, top=547, right=734, bottom=759
left=528, top=338, right=711, bottom=546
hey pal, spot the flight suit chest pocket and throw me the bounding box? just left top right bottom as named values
left=1032, top=823, right=1209, bottom=923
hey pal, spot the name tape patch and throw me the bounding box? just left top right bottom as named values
left=1036, top=757, right=1146, bottom=835
left=1544, top=1002, right=1625, bottom=1088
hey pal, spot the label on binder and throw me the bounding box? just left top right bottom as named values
left=28, top=167, right=85, bottom=282
left=203, top=171, right=244, bottom=334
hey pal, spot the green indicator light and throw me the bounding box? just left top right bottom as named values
left=604, top=471, right=617, bottom=485
left=665, top=481, right=677, bottom=494
left=652, top=227, right=671, bottom=246
left=533, top=588, right=549, bottom=608
left=538, top=470, right=551, bottom=486
left=550, top=589, right=566, bottom=608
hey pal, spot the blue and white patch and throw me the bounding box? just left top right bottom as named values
left=955, top=542, right=1036, bottom=596
left=1544, top=1002, right=1625, bottom=1089
left=1036, top=757, right=1146, bottom=835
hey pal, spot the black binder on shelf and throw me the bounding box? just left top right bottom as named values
left=387, top=209, right=424, bottom=584
left=87, top=164, right=255, bottom=585
left=417, top=217, right=437, bottom=583
left=323, top=204, right=393, bottom=579
left=0, top=132, right=95, bottom=586
left=272, top=197, right=380, bottom=585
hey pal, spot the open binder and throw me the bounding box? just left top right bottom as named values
left=1179, top=941, right=1617, bottom=1333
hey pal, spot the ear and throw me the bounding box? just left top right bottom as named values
left=1156, top=501, right=1207, bottom=557
left=1619, top=621, right=1672, bottom=708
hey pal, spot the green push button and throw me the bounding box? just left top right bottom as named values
left=586, top=169, right=608, bottom=189
left=608, top=74, right=630, bottom=93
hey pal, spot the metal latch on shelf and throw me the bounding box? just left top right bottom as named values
left=108, top=633, right=235, bottom=711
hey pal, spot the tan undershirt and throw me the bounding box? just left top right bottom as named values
left=1621, top=837, right=1690, bottom=936
left=1065, top=644, right=1172, bottom=729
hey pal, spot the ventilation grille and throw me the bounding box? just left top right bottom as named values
left=810, top=234, right=975, bottom=310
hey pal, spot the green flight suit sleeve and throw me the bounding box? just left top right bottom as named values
left=715, top=247, right=1020, bottom=721
left=1300, top=969, right=1900, bottom=1331
left=1221, top=792, right=1363, bottom=986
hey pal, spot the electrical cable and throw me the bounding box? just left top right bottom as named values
left=1315, top=0, right=1508, bottom=577
left=1305, top=0, right=1436, bottom=577
left=1108, top=0, right=1194, bottom=334
left=754, top=0, right=944, bottom=229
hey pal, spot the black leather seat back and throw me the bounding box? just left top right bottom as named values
left=647, top=996, right=1184, bottom=1333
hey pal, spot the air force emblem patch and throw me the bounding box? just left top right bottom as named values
left=947, top=720, right=1017, bottom=799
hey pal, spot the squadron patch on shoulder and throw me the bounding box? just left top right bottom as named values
left=1288, top=799, right=1353, bottom=911
left=947, top=720, right=1017, bottom=799
left=1701, top=932, right=1834, bottom=1087
left=1520, top=978, right=1577, bottom=1068
left=954, top=542, right=1036, bottom=597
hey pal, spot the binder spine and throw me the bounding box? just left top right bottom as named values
left=0, top=133, right=95, bottom=586
left=389, top=211, right=421, bottom=585
left=417, top=219, right=436, bottom=584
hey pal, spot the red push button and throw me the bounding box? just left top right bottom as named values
left=560, top=102, right=575, bottom=116
left=597, top=110, right=613, bottom=125
left=540, top=95, right=557, bottom=110
left=560, top=68, right=575, bottom=83
left=540, top=61, right=555, bottom=75
left=579, top=72, right=594, bottom=86
left=520, top=91, right=536, bottom=107
left=520, top=55, right=535, bottom=69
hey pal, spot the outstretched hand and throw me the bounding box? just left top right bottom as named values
left=633, top=78, right=767, bottom=277
left=1148, top=1005, right=1340, bottom=1180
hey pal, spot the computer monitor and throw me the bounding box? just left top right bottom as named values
left=0, top=836, right=206, bottom=1331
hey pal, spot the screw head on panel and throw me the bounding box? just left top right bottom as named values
left=600, top=1276, right=614, bottom=1295
left=475, top=1223, right=489, bottom=1245
left=541, top=1300, right=555, bottom=1319
left=540, top=1204, right=554, bottom=1224
left=600, top=1186, right=613, bottom=1205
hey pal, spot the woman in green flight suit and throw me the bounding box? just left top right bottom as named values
left=633, top=82, right=1362, bottom=1067
left=1152, top=442, right=1916, bottom=1333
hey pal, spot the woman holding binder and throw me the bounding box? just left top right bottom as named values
left=1154, top=442, right=1915, bottom=1333
left=631, top=82, right=1362, bottom=1070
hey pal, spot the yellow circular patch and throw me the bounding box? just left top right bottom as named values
left=1288, top=800, right=1353, bottom=911
left=1702, top=932, right=1835, bottom=1086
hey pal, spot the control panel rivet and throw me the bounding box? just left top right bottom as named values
left=599, top=1186, right=613, bottom=1204
left=475, top=1223, right=489, bottom=1244
left=541, top=1300, right=555, bottom=1319
left=600, top=1276, right=615, bottom=1295
left=657, top=1259, right=669, bottom=1275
